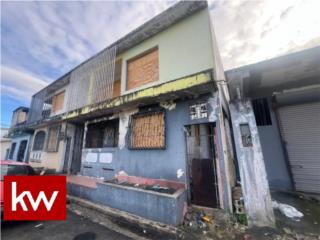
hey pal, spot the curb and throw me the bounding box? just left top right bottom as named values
left=67, top=195, right=180, bottom=239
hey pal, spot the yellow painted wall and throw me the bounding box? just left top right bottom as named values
left=29, top=124, right=65, bottom=171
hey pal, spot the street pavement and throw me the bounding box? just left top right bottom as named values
left=1, top=210, right=132, bottom=240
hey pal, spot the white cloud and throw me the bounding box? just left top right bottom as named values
left=1, top=1, right=175, bottom=77
left=209, top=0, right=320, bottom=69
left=1, top=0, right=319, bottom=98
left=1, top=65, right=49, bottom=103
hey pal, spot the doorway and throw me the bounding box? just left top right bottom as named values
left=63, top=137, right=72, bottom=173
left=185, top=123, right=219, bottom=208
left=17, top=140, right=28, bottom=162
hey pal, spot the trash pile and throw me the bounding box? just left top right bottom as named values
left=272, top=201, right=304, bottom=221
left=104, top=179, right=176, bottom=194
left=183, top=207, right=213, bottom=231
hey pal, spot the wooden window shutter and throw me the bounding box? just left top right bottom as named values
left=47, top=126, right=60, bottom=152
left=127, top=48, right=159, bottom=90
left=52, top=91, right=65, bottom=113
left=130, top=111, right=165, bottom=149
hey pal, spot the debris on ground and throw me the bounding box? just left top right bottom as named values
left=104, top=179, right=176, bottom=194
left=34, top=223, right=44, bottom=229
left=272, top=201, right=304, bottom=220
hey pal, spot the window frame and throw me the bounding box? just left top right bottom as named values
left=129, top=110, right=166, bottom=150
left=252, top=98, right=272, bottom=126
left=46, top=125, right=61, bottom=152
left=8, top=142, right=17, bottom=159
left=126, top=46, right=159, bottom=91
left=51, top=90, right=65, bottom=113
left=32, top=130, right=46, bottom=151
left=85, top=119, right=119, bottom=149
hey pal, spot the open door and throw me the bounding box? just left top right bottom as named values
left=185, top=123, right=219, bottom=208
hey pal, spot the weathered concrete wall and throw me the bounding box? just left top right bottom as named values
left=81, top=96, right=217, bottom=183
left=230, top=100, right=275, bottom=227
left=68, top=182, right=186, bottom=226
left=257, top=98, right=292, bottom=190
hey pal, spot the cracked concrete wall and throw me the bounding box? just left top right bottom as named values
left=230, top=100, right=275, bottom=227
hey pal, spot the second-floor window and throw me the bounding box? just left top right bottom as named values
left=33, top=131, right=46, bottom=151
left=47, top=126, right=60, bottom=152
left=52, top=91, right=65, bottom=113
left=127, top=47, right=159, bottom=90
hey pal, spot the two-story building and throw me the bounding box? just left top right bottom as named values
left=24, top=1, right=274, bottom=227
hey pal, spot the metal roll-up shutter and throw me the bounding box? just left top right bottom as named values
left=278, top=102, right=320, bottom=194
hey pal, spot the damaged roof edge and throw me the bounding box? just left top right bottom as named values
left=31, top=1, right=208, bottom=98
left=61, top=69, right=214, bottom=121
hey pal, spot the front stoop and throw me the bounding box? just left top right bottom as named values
left=67, top=195, right=181, bottom=240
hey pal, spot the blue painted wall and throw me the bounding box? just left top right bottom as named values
left=256, top=98, right=292, bottom=190
left=68, top=182, right=186, bottom=225
left=80, top=95, right=217, bottom=183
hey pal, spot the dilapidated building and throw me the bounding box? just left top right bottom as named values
left=226, top=46, right=320, bottom=227
left=24, top=1, right=238, bottom=226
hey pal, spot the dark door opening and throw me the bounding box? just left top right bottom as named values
left=70, top=124, right=84, bottom=174
left=185, top=123, right=219, bottom=208
left=17, top=140, right=28, bottom=162
left=63, top=137, right=72, bottom=173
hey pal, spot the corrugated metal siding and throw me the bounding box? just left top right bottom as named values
left=278, top=102, right=320, bottom=194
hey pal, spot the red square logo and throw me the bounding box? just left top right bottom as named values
left=3, top=176, right=66, bottom=221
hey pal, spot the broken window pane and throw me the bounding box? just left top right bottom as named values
left=130, top=111, right=165, bottom=149
left=85, top=119, right=119, bottom=148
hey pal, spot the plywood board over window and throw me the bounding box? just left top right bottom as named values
left=127, top=47, right=159, bottom=90
left=52, top=91, right=65, bottom=113
left=130, top=111, right=165, bottom=149
left=47, top=125, right=60, bottom=152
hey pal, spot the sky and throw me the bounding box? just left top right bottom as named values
left=1, top=0, right=320, bottom=127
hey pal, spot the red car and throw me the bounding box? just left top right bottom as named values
left=0, top=160, right=36, bottom=216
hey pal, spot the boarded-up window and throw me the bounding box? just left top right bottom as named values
left=33, top=131, right=46, bottom=151
left=52, top=91, right=65, bottom=113
left=127, top=47, right=159, bottom=90
left=47, top=126, right=60, bottom=152
left=130, top=112, right=165, bottom=149
left=112, top=80, right=121, bottom=98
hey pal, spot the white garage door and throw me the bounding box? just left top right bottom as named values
left=278, top=102, right=320, bottom=194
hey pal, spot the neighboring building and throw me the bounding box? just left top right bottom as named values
left=0, top=127, right=11, bottom=160
left=226, top=46, right=320, bottom=225
left=25, top=1, right=241, bottom=226
left=7, top=107, right=33, bottom=162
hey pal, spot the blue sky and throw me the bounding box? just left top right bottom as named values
left=1, top=0, right=319, bottom=127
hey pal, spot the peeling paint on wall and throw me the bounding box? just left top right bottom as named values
left=207, top=92, right=219, bottom=122
left=62, top=71, right=212, bottom=121
left=230, top=100, right=275, bottom=227
left=118, top=108, right=139, bottom=149
left=160, top=100, right=176, bottom=111
left=177, top=169, right=184, bottom=179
